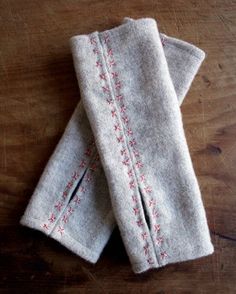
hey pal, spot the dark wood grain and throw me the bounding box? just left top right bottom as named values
left=0, top=0, right=236, bottom=293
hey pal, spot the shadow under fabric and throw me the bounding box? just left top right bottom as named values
left=20, top=18, right=214, bottom=273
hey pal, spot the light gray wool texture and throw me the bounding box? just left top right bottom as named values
left=20, top=17, right=214, bottom=274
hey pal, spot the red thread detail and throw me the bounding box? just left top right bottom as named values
left=160, top=251, right=168, bottom=259
left=137, top=219, right=144, bottom=227
left=132, top=195, right=138, bottom=203
left=84, top=148, right=92, bottom=157
left=102, top=85, right=110, bottom=93
left=62, top=214, right=69, bottom=223
left=154, top=224, right=161, bottom=233
left=116, top=94, right=123, bottom=102
left=156, top=237, right=164, bottom=246
left=129, top=180, right=136, bottom=189
left=99, top=73, right=106, bottom=80
left=48, top=213, right=56, bottom=223
left=106, top=98, right=114, bottom=105
left=147, top=257, right=154, bottom=265
left=114, top=123, right=121, bottom=131
left=111, top=109, right=117, bottom=117
left=142, top=232, right=148, bottom=240
left=144, top=186, right=152, bottom=194
left=90, top=37, right=97, bottom=45
left=58, top=226, right=64, bottom=235
left=79, top=186, right=86, bottom=193
left=140, top=174, right=146, bottom=182
left=104, top=34, right=110, bottom=44
left=133, top=207, right=140, bottom=215
left=72, top=171, right=80, bottom=180
left=115, top=81, right=121, bottom=90
left=96, top=61, right=102, bottom=67
left=152, top=208, right=159, bottom=218
left=127, top=169, right=133, bottom=178
left=68, top=207, right=74, bottom=214
left=127, top=128, right=133, bottom=136
left=120, top=148, right=127, bottom=156
left=136, top=161, right=143, bottom=169
left=129, top=138, right=136, bottom=147
left=133, top=149, right=140, bottom=158
left=43, top=223, right=49, bottom=230
left=73, top=195, right=81, bottom=204
left=122, top=116, right=129, bottom=124
left=93, top=48, right=99, bottom=54
left=122, top=158, right=130, bottom=166
left=120, top=105, right=127, bottom=113
left=112, top=72, right=118, bottom=79
left=90, top=163, right=98, bottom=171
left=117, top=135, right=124, bottom=143
left=148, top=198, right=156, bottom=207
left=55, top=202, right=63, bottom=212
left=107, top=48, right=113, bottom=56
left=109, top=59, right=116, bottom=67
left=79, top=160, right=86, bottom=168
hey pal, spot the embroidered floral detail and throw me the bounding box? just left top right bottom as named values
left=73, top=195, right=81, bottom=204
left=137, top=219, right=144, bottom=227
left=102, top=85, right=110, bottom=93
left=133, top=207, right=140, bottom=215
left=114, top=123, right=121, bottom=131
left=117, top=135, right=124, bottom=143
left=43, top=223, right=49, bottom=230
left=96, top=61, right=102, bottom=67
left=154, top=224, right=161, bottom=233
left=152, top=208, right=159, bottom=218
left=156, top=237, right=164, bottom=246
left=160, top=251, right=168, bottom=259
left=120, top=105, right=127, bottom=113
left=141, top=232, right=148, bottom=240
left=148, top=198, right=155, bottom=207
left=140, top=174, right=146, bottom=182
left=93, top=48, right=99, bottom=54
left=90, top=37, right=97, bottom=45
left=79, top=186, right=86, bottom=193
left=115, top=81, right=121, bottom=90
left=122, top=116, right=129, bottom=124
left=132, top=195, right=138, bottom=203
left=129, top=138, right=136, bottom=147
left=62, top=214, right=69, bottom=223
left=111, top=109, right=117, bottom=118
left=79, top=160, right=86, bottom=168
left=122, top=157, right=130, bottom=166
left=127, top=128, right=133, bottom=136
left=90, top=162, right=98, bottom=171
left=106, top=98, right=114, bottom=105
left=72, top=171, right=80, bottom=180
left=48, top=213, right=56, bottom=223
left=109, top=59, right=116, bottom=67
left=129, top=180, right=136, bottom=189
left=107, top=48, right=113, bottom=57
left=99, top=73, right=107, bottom=80
left=68, top=207, right=74, bottom=214
left=144, top=186, right=152, bottom=194
left=120, top=148, right=127, bottom=156
left=116, top=94, right=123, bottom=101
left=55, top=202, right=63, bottom=212
left=58, top=226, right=64, bottom=235
left=128, top=169, right=133, bottom=178
left=112, top=72, right=118, bottom=79
left=136, top=161, right=143, bottom=169
left=147, top=257, right=154, bottom=265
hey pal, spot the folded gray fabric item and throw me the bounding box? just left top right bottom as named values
left=70, top=17, right=214, bottom=273
left=20, top=17, right=213, bottom=272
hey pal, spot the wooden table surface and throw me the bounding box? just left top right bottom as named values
left=1, top=1, right=236, bottom=293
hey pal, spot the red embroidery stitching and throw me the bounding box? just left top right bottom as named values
left=58, top=226, right=64, bottom=235
left=160, top=251, right=168, bottom=259
left=48, top=213, right=56, bottom=223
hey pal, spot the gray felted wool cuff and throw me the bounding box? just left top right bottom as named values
left=20, top=17, right=211, bottom=269
left=70, top=17, right=214, bottom=273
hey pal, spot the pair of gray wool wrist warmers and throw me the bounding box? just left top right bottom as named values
left=20, top=17, right=214, bottom=274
